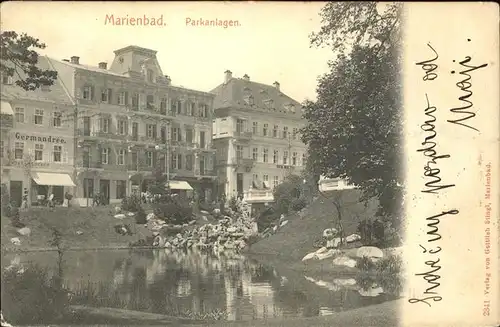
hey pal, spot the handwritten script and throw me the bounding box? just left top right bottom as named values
left=409, top=41, right=488, bottom=307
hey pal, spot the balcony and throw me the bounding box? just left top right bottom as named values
left=234, top=157, right=255, bottom=172
left=78, top=161, right=103, bottom=170
left=243, top=189, right=274, bottom=204
left=234, top=130, right=253, bottom=142
left=128, top=104, right=171, bottom=119
left=195, top=168, right=216, bottom=179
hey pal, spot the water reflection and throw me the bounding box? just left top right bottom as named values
left=1, top=249, right=401, bottom=324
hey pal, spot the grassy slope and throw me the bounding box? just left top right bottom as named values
left=1, top=206, right=152, bottom=252
left=249, top=189, right=379, bottom=264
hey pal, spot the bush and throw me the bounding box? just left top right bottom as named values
left=375, top=255, right=402, bottom=275
left=154, top=200, right=193, bottom=225
left=290, top=197, right=308, bottom=212
left=355, top=256, right=376, bottom=271
left=121, top=194, right=142, bottom=213
left=135, top=206, right=147, bottom=224
left=1, top=184, right=11, bottom=216
left=1, top=264, right=69, bottom=324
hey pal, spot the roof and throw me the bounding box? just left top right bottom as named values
left=1, top=56, right=74, bottom=106
left=210, top=77, right=302, bottom=116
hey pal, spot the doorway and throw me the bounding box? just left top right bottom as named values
left=99, top=179, right=110, bottom=205
left=53, top=186, right=64, bottom=204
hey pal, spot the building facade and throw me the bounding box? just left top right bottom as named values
left=48, top=46, right=216, bottom=206
left=211, top=71, right=307, bottom=205
left=1, top=58, right=76, bottom=207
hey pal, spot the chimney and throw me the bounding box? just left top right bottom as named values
left=224, top=70, right=232, bottom=84
left=98, top=62, right=107, bottom=70
left=273, top=81, right=280, bottom=91
left=243, top=74, right=250, bottom=81
left=164, top=75, right=171, bottom=85
left=70, top=56, right=80, bottom=64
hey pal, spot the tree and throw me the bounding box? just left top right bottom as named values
left=0, top=31, right=57, bottom=91
left=148, top=158, right=171, bottom=203
left=302, top=2, right=403, bottom=226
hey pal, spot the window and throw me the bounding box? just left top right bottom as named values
left=273, top=125, right=278, bottom=138
left=117, top=149, right=126, bottom=165
left=53, top=145, right=62, bottom=162
left=100, top=118, right=110, bottom=133
left=199, top=131, right=206, bottom=148
left=263, top=123, right=268, bottom=136
left=0, top=141, right=3, bottom=158
left=83, top=86, right=93, bottom=100
left=176, top=154, right=183, bottom=169
left=132, top=122, right=139, bottom=140
left=263, top=174, right=270, bottom=189
left=185, top=128, right=193, bottom=143
left=2, top=74, right=13, bottom=85
left=283, top=126, right=289, bottom=139
left=177, top=100, right=182, bottom=114
left=15, top=108, right=24, bottom=123
left=118, top=91, right=128, bottom=105
left=263, top=148, right=269, bottom=163
left=160, top=98, right=167, bottom=113
left=171, top=153, right=178, bottom=169
left=101, top=148, right=109, bottom=165
left=236, top=119, right=244, bottom=133
left=199, top=104, right=208, bottom=117
left=147, top=69, right=154, bottom=82
left=131, top=93, right=139, bottom=110
left=35, top=144, right=43, bottom=161
left=146, top=151, right=153, bottom=167
left=302, top=153, right=306, bottom=166
left=118, top=120, right=127, bottom=135
left=273, top=150, right=278, bottom=164
left=292, top=152, right=297, bottom=165
left=187, top=102, right=194, bottom=116
left=170, top=99, right=178, bottom=114
left=252, top=173, right=259, bottom=182
left=171, top=127, right=181, bottom=142
left=116, top=180, right=127, bottom=199
left=34, top=109, right=44, bottom=125
left=146, top=124, right=157, bottom=139
left=146, top=95, right=155, bottom=109
left=236, top=145, right=243, bottom=159
left=101, top=88, right=111, bottom=102
left=283, top=151, right=289, bottom=165
left=252, top=147, right=258, bottom=160
left=14, top=142, right=24, bottom=159
left=185, top=154, right=193, bottom=170
left=292, top=128, right=298, bottom=140
left=273, top=176, right=279, bottom=188
left=52, top=112, right=62, bottom=127
left=252, top=122, right=258, bottom=135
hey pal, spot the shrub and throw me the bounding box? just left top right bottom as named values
left=121, top=194, right=142, bottom=213
left=375, top=255, right=402, bottom=275
left=228, top=196, right=239, bottom=213
left=1, top=264, right=69, bottom=324
left=135, top=206, right=147, bottom=224
left=290, top=197, right=308, bottom=212
left=154, top=200, right=192, bottom=225
left=1, top=184, right=11, bottom=216
left=355, top=256, right=376, bottom=271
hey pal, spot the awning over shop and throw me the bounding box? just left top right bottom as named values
left=1, top=101, right=14, bottom=115
left=167, top=180, right=193, bottom=190
left=32, top=172, right=76, bottom=187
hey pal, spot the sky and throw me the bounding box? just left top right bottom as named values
left=1, top=1, right=334, bottom=103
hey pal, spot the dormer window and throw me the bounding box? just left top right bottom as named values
left=264, top=99, right=274, bottom=110
left=285, top=103, right=296, bottom=113
left=244, top=95, right=254, bottom=105
left=147, top=69, right=154, bottom=83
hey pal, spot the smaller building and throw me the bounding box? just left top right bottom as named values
left=1, top=57, right=76, bottom=207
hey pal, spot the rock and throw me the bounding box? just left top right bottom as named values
left=302, top=252, right=318, bottom=262
left=189, top=220, right=197, bottom=225
left=333, top=278, right=357, bottom=286
left=76, top=230, right=84, bottom=235
left=315, top=247, right=328, bottom=254
left=164, top=241, right=172, bottom=248
left=358, top=286, right=384, bottom=297
left=10, top=237, right=21, bottom=246
left=332, top=256, right=357, bottom=268
left=114, top=206, right=122, bottom=213
left=213, top=208, right=221, bottom=215
left=326, top=237, right=341, bottom=249
left=202, top=215, right=208, bottom=221
left=146, top=213, right=156, bottom=221
left=231, top=232, right=244, bottom=238
left=279, top=214, right=285, bottom=222
left=316, top=249, right=340, bottom=260
left=17, top=227, right=31, bottom=236
left=280, top=220, right=288, bottom=227
left=272, top=226, right=278, bottom=233
left=128, top=212, right=135, bottom=216
left=323, top=228, right=338, bottom=238
left=153, top=235, right=164, bottom=247
left=346, top=233, right=362, bottom=243
left=227, top=227, right=237, bottom=233
left=114, top=214, right=126, bottom=219
left=200, top=210, right=209, bottom=215
left=182, top=223, right=189, bottom=228
left=356, top=246, right=384, bottom=259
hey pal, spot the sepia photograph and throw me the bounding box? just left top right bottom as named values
left=0, top=2, right=498, bottom=327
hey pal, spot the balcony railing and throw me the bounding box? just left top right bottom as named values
left=79, top=161, right=103, bottom=169
left=234, top=130, right=253, bottom=140
left=243, top=189, right=274, bottom=203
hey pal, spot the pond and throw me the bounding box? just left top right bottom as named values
left=1, top=249, right=402, bottom=324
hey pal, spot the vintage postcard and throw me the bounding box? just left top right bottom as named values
left=0, top=2, right=498, bottom=327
